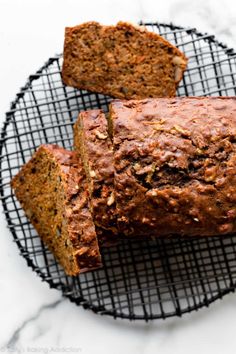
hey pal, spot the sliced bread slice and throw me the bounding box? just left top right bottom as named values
left=62, top=21, right=187, bottom=99
left=11, top=144, right=102, bottom=276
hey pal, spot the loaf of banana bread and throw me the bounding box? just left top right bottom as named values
left=110, top=97, right=236, bottom=237
left=11, top=97, right=236, bottom=277
left=11, top=144, right=102, bottom=276
left=74, top=109, right=118, bottom=242
left=62, top=21, right=187, bottom=99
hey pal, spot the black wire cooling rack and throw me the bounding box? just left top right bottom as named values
left=1, top=22, right=236, bottom=321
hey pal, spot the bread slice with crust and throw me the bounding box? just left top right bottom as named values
left=62, top=21, right=187, bottom=99
left=11, top=144, right=102, bottom=276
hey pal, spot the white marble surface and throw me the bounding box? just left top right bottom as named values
left=0, top=0, right=236, bottom=352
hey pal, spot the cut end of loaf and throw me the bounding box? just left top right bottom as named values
left=74, top=109, right=118, bottom=239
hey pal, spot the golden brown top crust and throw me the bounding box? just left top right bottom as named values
left=62, top=21, right=188, bottom=99
left=111, top=97, right=236, bottom=237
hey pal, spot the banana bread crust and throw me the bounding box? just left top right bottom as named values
left=11, top=144, right=102, bottom=275
left=111, top=97, right=236, bottom=237
left=62, top=21, right=187, bottom=99
left=74, top=110, right=118, bottom=239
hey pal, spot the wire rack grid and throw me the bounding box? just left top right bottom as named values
left=1, top=22, right=236, bottom=321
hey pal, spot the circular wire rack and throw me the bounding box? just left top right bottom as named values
left=1, top=22, right=236, bottom=321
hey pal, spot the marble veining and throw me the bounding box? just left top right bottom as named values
left=5, top=300, right=64, bottom=350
